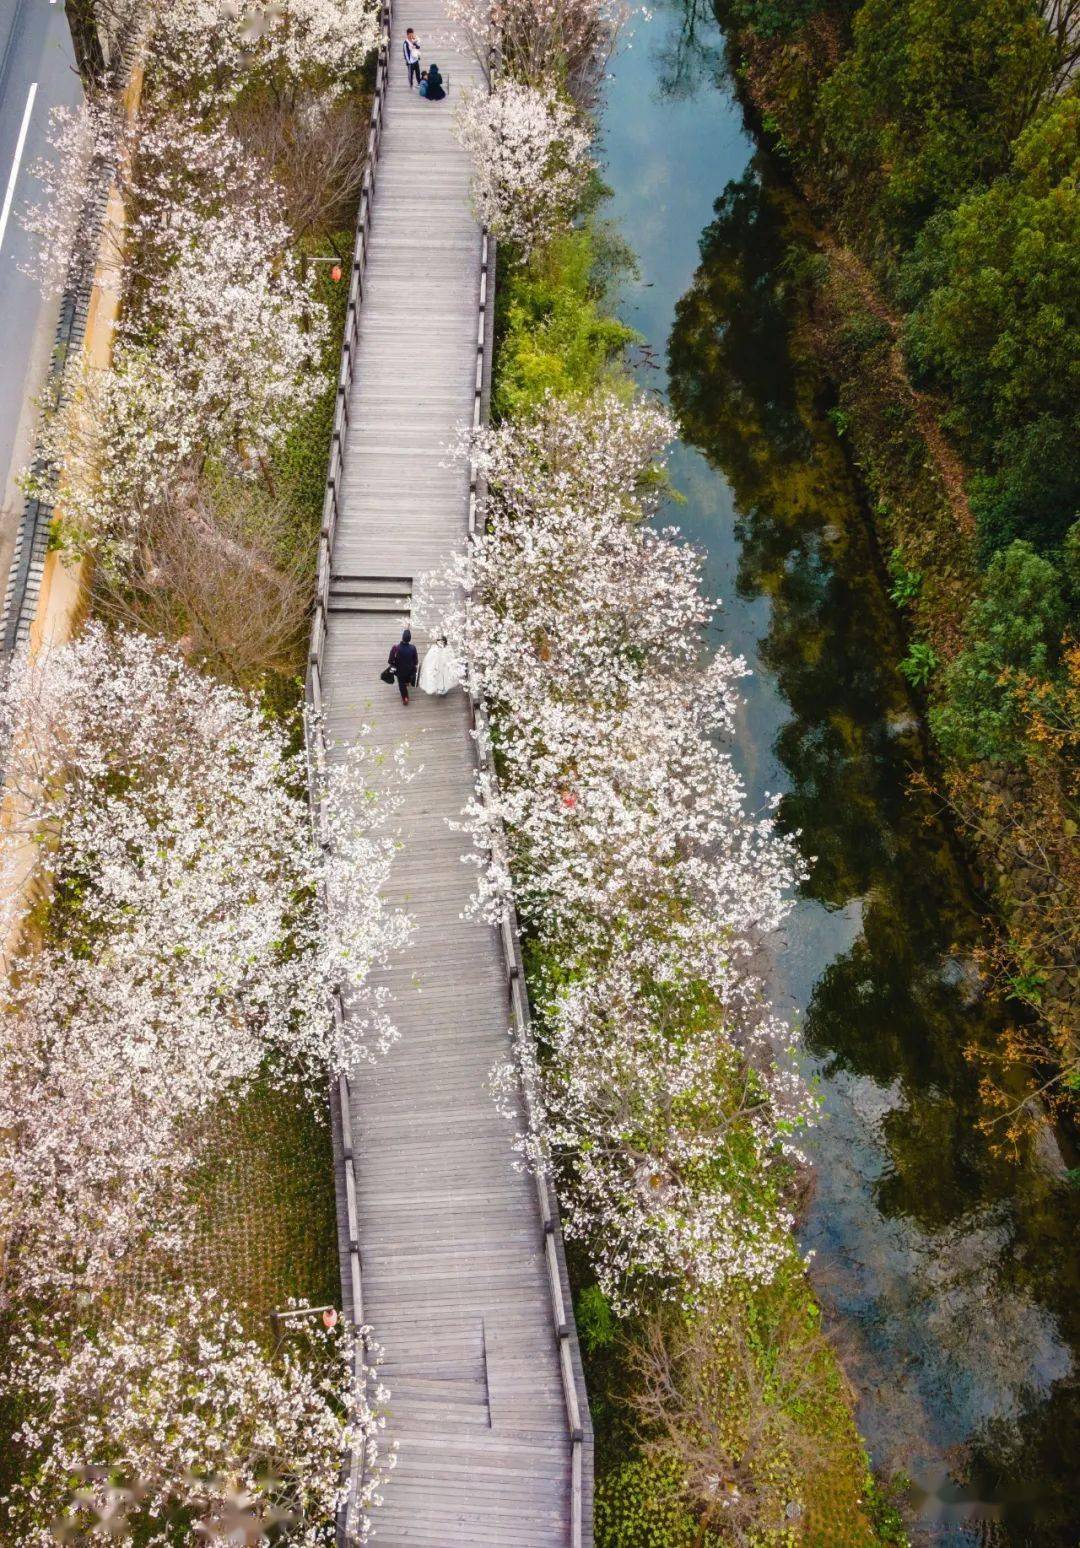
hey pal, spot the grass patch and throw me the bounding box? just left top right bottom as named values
left=276, top=231, right=357, bottom=550
left=181, top=1076, right=340, bottom=1345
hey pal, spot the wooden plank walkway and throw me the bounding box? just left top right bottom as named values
left=322, top=6, right=580, bottom=1543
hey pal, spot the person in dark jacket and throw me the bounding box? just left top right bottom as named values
left=425, top=62, right=446, bottom=101
left=388, top=628, right=419, bottom=705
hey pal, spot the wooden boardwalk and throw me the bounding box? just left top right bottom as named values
left=322, top=5, right=586, bottom=1543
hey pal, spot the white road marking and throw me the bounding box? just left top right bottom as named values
left=0, top=81, right=38, bottom=256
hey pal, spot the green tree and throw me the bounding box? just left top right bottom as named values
left=494, top=227, right=637, bottom=419
left=816, top=0, right=1055, bottom=249
left=903, top=96, right=1080, bottom=554
left=931, top=540, right=1068, bottom=762
left=723, top=0, right=825, bottom=36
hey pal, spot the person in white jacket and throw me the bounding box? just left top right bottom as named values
left=403, top=29, right=422, bottom=89
left=418, top=636, right=461, bottom=696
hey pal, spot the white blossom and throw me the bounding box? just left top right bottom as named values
left=418, top=392, right=812, bottom=1311
left=454, top=79, right=594, bottom=256
left=30, top=196, right=326, bottom=561
left=497, top=949, right=810, bottom=1314
left=4, top=1288, right=391, bottom=1544
left=153, top=0, right=382, bottom=102
left=18, top=97, right=124, bottom=295
left=0, top=627, right=411, bottom=1301
left=447, top=0, right=629, bottom=104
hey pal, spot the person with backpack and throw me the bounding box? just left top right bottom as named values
left=387, top=628, right=419, bottom=705
left=403, top=28, right=421, bottom=89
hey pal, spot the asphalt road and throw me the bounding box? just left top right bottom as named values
left=0, top=0, right=81, bottom=599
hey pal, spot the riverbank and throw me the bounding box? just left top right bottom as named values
left=710, top=0, right=1078, bottom=1134
left=595, top=5, right=1080, bottom=1540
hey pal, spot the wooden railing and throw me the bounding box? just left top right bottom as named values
left=467, top=235, right=594, bottom=1547
left=299, top=9, right=392, bottom=1545
left=308, top=8, right=592, bottom=1541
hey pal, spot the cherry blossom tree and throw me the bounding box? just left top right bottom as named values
left=147, top=202, right=328, bottom=457
left=153, top=0, right=383, bottom=104
left=454, top=80, right=593, bottom=256
left=125, top=111, right=274, bottom=275
left=21, top=101, right=327, bottom=562
left=28, top=196, right=326, bottom=561
left=0, top=959, right=197, bottom=1306
left=418, top=392, right=811, bottom=1311
left=447, top=0, right=628, bottom=104
left=498, top=949, right=811, bottom=1314
left=18, top=96, right=123, bottom=295
left=4, top=1288, right=391, bottom=1545
left=0, top=626, right=410, bottom=1301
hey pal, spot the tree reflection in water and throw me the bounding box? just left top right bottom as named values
left=666, top=155, right=1080, bottom=1544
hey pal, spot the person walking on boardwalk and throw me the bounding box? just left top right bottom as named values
left=403, top=27, right=421, bottom=89
left=388, top=628, right=419, bottom=705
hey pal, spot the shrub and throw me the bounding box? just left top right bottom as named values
left=494, top=228, right=638, bottom=418
left=596, top=1458, right=707, bottom=1548
left=727, top=0, right=825, bottom=37
left=931, top=540, right=1068, bottom=762
left=899, top=638, right=939, bottom=688
left=577, top=1285, right=617, bottom=1354
left=886, top=546, right=922, bottom=609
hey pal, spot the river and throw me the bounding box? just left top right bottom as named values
left=599, top=3, right=1080, bottom=1542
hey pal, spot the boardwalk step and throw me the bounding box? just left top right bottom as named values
left=328, top=573, right=413, bottom=614
left=327, top=599, right=411, bottom=614
left=331, top=574, right=413, bottom=591
left=381, top=1314, right=491, bottom=1428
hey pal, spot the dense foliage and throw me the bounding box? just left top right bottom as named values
left=719, top=0, right=1080, bottom=1106
left=902, top=94, right=1080, bottom=557
left=722, top=0, right=1080, bottom=565
left=494, top=225, right=638, bottom=416
left=817, top=0, right=1056, bottom=251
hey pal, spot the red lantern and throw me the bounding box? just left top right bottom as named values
left=330, top=264, right=342, bottom=283
left=561, top=790, right=577, bottom=810
left=323, top=1308, right=340, bottom=1329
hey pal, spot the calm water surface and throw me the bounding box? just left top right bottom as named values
left=601, top=5, right=1080, bottom=1542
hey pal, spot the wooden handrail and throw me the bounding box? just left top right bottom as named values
left=468, top=211, right=594, bottom=1548
left=300, top=8, right=393, bottom=1545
